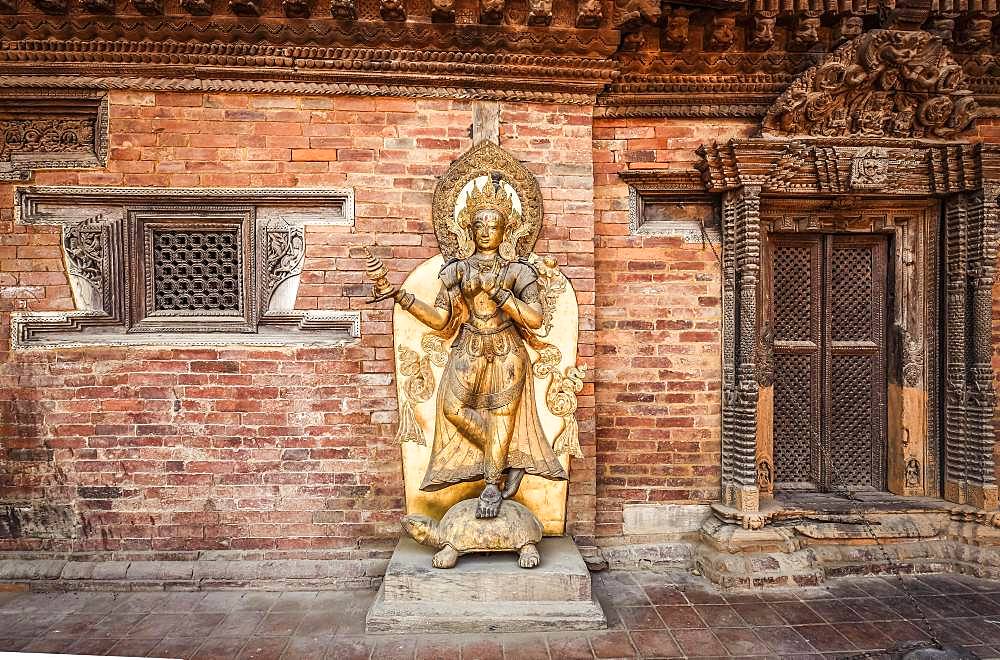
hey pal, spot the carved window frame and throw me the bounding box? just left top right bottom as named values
left=619, top=169, right=719, bottom=242
left=12, top=186, right=360, bottom=349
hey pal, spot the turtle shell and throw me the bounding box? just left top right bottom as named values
left=438, top=498, right=544, bottom=554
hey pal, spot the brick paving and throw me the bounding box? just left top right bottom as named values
left=1, top=571, right=1000, bottom=659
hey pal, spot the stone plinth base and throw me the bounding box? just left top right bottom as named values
left=366, top=536, right=607, bottom=633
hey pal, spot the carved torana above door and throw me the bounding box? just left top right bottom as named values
left=763, top=29, right=978, bottom=140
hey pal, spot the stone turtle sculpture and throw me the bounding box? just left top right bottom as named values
left=401, top=498, right=544, bottom=569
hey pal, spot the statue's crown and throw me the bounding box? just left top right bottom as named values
left=462, top=175, right=514, bottom=221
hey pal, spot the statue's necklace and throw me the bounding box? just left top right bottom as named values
left=471, top=255, right=501, bottom=276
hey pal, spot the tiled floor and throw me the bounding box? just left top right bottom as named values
left=2, top=572, right=1000, bottom=659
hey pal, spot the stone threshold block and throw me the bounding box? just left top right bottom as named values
left=366, top=536, right=607, bottom=633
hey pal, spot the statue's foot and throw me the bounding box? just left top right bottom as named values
left=501, top=468, right=525, bottom=499
left=432, top=545, right=459, bottom=569
left=518, top=543, right=540, bottom=569
left=476, top=484, right=502, bottom=519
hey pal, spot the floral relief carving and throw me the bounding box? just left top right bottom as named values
left=395, top=344, right=436, bottom=445
left=1, top=119, right=93, bottom=160
left=263, top=222, right=305, bottom=307
left=763, top=29, right=978, bottom=139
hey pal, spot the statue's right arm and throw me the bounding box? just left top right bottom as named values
left=394, top=278, right=452, bottom=330
left=395, top=290, right=451, bottom=331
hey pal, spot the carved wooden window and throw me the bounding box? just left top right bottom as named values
left=129, top=210, right=257, bottom=333
left=13, top=187, right=359, bottom=348
left=635, top=194, right=719, bottom=236
left=620, top=170, right=717, bottom=241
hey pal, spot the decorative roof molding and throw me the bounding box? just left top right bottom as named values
left=0, top=75, right=603, bottom=105
left=762, top=29, right=978, bottom=139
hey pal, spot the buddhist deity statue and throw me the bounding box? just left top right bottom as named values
left=363, top=141, right=584, bottom=564
left=382, top=176, right=568, bottom=519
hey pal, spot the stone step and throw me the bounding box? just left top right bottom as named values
left=382, top=536, right=593, bottom=603
left=367, top=536, right=606, bottom=633
left=366, top=587, right=607, bottom=633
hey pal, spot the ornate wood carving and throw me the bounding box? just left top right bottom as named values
left=748, top=12, right=776, bottom=50
left=789, top=13, right=822, bottom=50
left=700, top=137, right=999, bottom=514
left=263, top=222, right=306, bottom=310
left=430, top=0, right=454, bottom=22
left=575, top=0, right=601, bottom=27
left=0, top=1, right=998, bottom=115
left=0, top=89, right=107, bottom=182
left=13, top=186, right=358, bottom=349
left=527, top=0, right=552, bottom=26
left=763, top=29, right=978, bottom=139
left=707, top=15, right=738, bottom=51
left=379, top=0, right=405, bottom=21
left=718, top=184, right=763, bottom=514
left=128, top=210, right=257, bottom=334
left=132, top=0, right=162, bottom=13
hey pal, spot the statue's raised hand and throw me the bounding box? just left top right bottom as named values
left=480, top=273, right=498, bottom=295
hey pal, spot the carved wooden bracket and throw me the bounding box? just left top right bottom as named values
left=13, top=186, right=360, bottom=349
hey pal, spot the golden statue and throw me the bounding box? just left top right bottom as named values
left=374, top=175, right=568, bottom=519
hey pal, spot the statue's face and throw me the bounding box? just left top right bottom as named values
left=473, top=210, right=504, bottom=251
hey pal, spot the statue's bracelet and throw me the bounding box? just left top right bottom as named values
left=398, top=291, right=415, bottom=310
left=491, top=288, right=512, bottom=306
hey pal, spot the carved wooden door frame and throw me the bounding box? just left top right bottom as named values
left=758, top=200, right=937, bottom=500
left=697, top=139, right=1000, bottom=522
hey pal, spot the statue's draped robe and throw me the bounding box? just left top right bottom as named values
left=420, top=258, right=568, bottom=491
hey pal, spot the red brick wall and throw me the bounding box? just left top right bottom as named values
left=592, top=118, right=755, bottom=542
left=0, top=92, right=596, bottom=557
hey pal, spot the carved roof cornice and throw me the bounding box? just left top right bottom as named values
left=696, top=138, right=1000, bottom=195
left=0, top=17, right=619, bottom=56
left=0, top=19, right=620, bottom=100
left=1, top=1, right=998, bottom=110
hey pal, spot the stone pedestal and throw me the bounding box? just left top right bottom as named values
left=366, top=536, right=607, bottom=633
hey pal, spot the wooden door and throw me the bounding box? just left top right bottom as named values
left=770, top=234, right=888, bottom=492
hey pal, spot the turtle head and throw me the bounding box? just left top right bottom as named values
left=401, top=514, right=442, bottom=548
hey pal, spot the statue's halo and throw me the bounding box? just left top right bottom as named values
left=432, top=141, right=543, bottom=261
